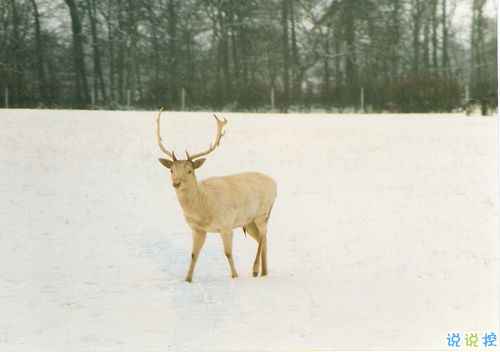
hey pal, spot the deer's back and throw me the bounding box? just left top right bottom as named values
left=201, top=172, right=276, bottom=204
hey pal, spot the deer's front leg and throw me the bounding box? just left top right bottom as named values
left=221, top=230, right=238, bottom=279
left=186, top=229, right=206, bottom=283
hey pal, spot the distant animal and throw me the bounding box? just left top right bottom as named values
left=156, top=108, right=277, bottom=282
left=464, top=91, right=498, bottom=116
left=464, top=99, right=477, bottom=116
left=481, top=91, right=498, bottom=116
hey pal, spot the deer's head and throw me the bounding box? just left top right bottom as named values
left=156, top=108, right=226, bottom=191
left=158, top=154, right=206, bottom=191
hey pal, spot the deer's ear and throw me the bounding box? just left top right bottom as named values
left=192, top=158, right=206, bottom=169
left=159, top=158, right=173, bottom=169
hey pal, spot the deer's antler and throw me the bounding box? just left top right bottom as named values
left=187, top=114, right=227, bottom=161
left=156, top=107, right=177, bottom=160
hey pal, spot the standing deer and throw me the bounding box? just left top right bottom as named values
left=156, top=108, right=277, bottom=282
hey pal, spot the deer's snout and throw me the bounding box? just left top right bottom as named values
left=173, top=182, right=181, bottom=189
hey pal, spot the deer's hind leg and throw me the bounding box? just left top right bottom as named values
left=254, top=218, right=268, bottom=276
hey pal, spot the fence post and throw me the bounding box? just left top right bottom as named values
left=270, top=87, right=275, bottom=111
left=181, top=88, right=186, bottom=111
left=127, top=89, right=131, bottom=109
left=91, top=85, right=95, bottom=109
left=360, top=87, right=365, bottom=113
left=4, top=87, right=8, bottom=108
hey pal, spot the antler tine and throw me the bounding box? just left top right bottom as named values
left=187, top=113, right=227, bottom=161
left=156, top=107, right=177, bottom=160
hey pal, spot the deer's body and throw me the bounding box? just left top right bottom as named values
left=156, top=109, right=277, bottom=282
left=177, top=172, right=276, bottom=233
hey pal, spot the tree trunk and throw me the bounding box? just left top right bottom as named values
left=290, top=0, right=301, bottom=103
left=344, top=3, right=358, bottom=108
left=470, top=0, right=487, bottom=95
left=117, top=5, right=126, bottom=104
left=333, top=26, right=343, bottom=108
left=64, top=0, right=90, bottom=107
left=86, top=0, right=107, bottom=104
left=126, top=0, right=138, bottom=106
left=29, top=0, right=49, bottom=106
left=431, top=0, right=439, bottom=73
left=441, top=0, right=450, bottom=76
left=390, top=0, right=401, bottom=81
left=8, top=0, right=23, bottom=106
left=218, top=6, right=231, bottom=105
left=167, top=0, right=179, bottom=106
left=411, top=0, right=422, bottom=76
left=230, top=19, right=241, bottom=106
left=322, top=29, right=331, bottom=106
left=106, top=0, right=116, bottom=104
left=184, top=27, right=195, bottom=106
left=281, top=0, right=290, bottom=112
left=423, top=2, right=430, bottom=72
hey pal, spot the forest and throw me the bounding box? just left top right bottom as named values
left=0, top=0, right=497, bottom=112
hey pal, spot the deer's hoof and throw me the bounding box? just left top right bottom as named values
left=253, top=272, right=258, bottom=277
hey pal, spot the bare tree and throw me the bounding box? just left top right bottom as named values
left=64, top=0, right=90, bottom=106
left=441, top=0, right=450, bottom=76
left=86, top=0, right=107, bottom=105
left=281, top=0, right=291, bottom=112
left=28, top=0, right=49, bottom=106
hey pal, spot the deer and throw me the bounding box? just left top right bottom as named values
left=156, top=108, right=277, bottom=283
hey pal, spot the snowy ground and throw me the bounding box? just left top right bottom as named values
left=0, top=109, right=498, bottom=352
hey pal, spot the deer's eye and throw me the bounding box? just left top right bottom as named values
left=188, top=170, right=192, bottom=174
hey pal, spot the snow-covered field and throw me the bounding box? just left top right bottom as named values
left=0, top=109, right=498, bottom=351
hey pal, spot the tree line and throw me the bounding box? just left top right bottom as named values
left=0, top=0, right=497, bottom=112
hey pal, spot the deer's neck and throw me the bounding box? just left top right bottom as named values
left=175, top=182, right=204, bottom=213
left=175, top=183, right=213, bottom=229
